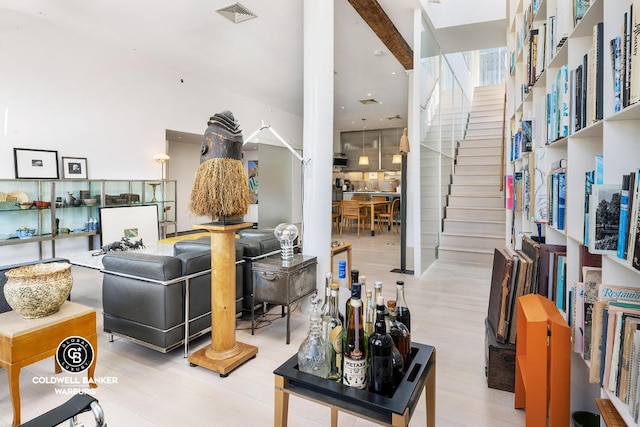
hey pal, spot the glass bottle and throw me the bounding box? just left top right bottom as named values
left=391, top=337, right=404, bottom=390
left=322, top=272, right=332, bottom=340
left=360, top=274, right=367, bottom=299
left=337, top=260, right=349, bottom=319
left=327, top=283, right=343, bottom=380
left=343, top=283, right=367, bottom=389
left=297, top=297, right=330, bottom=379
left=387, top=300, right=411, bottom=367
left=345, top=269, right=359, bottom=322
left=374, top=281, right=390, bottom=332
left=368, top=295, right=394, bottom=396
left=364, top=289, right=374, bottom=336
left=395, top=280, right=411, bottom=332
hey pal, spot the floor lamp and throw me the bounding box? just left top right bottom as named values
left=391, top=128, right=413, bottom=275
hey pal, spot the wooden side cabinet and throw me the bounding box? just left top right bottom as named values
left=514, top=294, right=571, bottom=427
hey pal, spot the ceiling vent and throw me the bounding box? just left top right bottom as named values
left=359, top=98, right=380, bottom=105
left=216, top=2, right=258, bottom=23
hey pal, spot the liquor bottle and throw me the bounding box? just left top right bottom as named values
left=343, top=283, right=367, bottom=389
left=345, top=269, right=359, bottom=322
left=387, top=300, right=411, bottom=367
left=298, top=297, right=330, bottom=378
left=391, top=337, right=404, bottom=390
left=360, top=274, right=367, bottom=299
left=368, top=295, right=394, bottom=396
left=374, top=281, right=390, bottom=332
left=337, top=260, right=349, bottom=319
left=326, top=283, right=343, bottom=380
left=364, top=289, right=374, bottom=336
left=395, top=280, right=411, bottom=332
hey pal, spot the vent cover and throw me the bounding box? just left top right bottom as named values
left=359, top=99, right=380, bottom=105
left=216, top=2, right=257, bottom=23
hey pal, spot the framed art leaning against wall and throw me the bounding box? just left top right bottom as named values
left=13, top=148, right=59, bottom=179
left=62, top=157, right=88, bottom=179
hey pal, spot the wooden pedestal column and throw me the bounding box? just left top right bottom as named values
left=188, top=222, right=258, bottom=376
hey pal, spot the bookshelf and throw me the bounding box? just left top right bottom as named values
left=507, top=0, right=640, bottom=423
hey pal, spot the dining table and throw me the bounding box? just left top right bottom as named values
left=357, top=200, right=389, bottom=236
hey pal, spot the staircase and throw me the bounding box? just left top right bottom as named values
left=438, top=84, right=506, bottom=265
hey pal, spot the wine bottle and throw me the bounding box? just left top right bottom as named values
left=327, top=283, right=343, bottom=380
left=395, top=280, right=411, bottom=332
left=298, top=297, right=330, bottom=378
left=387, top=300, right=411, bottom=367
left=343, top=283, right=367, bottom=389
left=368, top=295, right=394, bottom=396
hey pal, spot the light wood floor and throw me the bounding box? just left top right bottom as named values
left=0, top=231, right=525, bottom=426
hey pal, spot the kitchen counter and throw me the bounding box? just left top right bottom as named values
left=343, top=191, right=400, bottom=200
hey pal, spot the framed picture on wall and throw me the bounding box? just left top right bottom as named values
left=61, top=157, right=88, bottom=179
left=13, top=148, right=59, bottom=179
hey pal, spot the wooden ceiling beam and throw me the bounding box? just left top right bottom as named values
left=347, top=0, right=413, bottom=70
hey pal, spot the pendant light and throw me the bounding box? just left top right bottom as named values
left=392, top=123, right=402, bottom=164
left=358, top=118, right=369, bottom=166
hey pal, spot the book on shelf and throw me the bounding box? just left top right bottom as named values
left=506, top=174, right=514, bottom=210
left=589, top=300, right=608, bottom=383
left=487, top=247, right=514, bottom=344
left=555, top=253, right=568, bottom=311
left=574, top=0, right=590, bottom=26
left=611, top=36, right=622, bottom=113
left=593, top=22, right=604, bottom=123
left=573, top=281, right=585, bottom=354
left=625, top=171, right=636, bottom=260
left=534, top=149, right=549, bottom=223
left=538, top=242, right=567, bottom=298
left=584, top=281, right=600, bottom=361
left=588, top=184, right=622, bottom=255
left=627, top=170, right=640, bottom=267
left=618, top=174, right=631, bottom=259
left=548, top=168, right=566, bottom=231
left=507, top=249, right=533, bottom=345
left=631, top=0, right=640, bottom=105
left=584, top=170, right=595, bottom=246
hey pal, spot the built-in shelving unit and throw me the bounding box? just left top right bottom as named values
left=0, top=179, right=176, bottom=257
left=507, top=0, right=640, bottom=423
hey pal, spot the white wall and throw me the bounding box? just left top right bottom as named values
left=421, top=0, right=506, bottom=29
left=0, top=12, right=302, bottom=264
left=0, top=13, right=302, bottom=180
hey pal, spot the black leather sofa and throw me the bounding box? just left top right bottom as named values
left=101, top=245, right=244, bottom=354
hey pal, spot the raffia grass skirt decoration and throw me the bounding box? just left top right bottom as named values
left=189, top=157, right=250, bottom=219
left=4, top=262, right=73, bottom=319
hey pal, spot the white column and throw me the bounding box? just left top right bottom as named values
left=302, top=0, right=333, bottom=292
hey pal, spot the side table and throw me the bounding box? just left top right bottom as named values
left=252, top=254, right=317, bottom=344
left=0, top=302, right=98, bottom=427
left=273, top=342, right=436, bottom=426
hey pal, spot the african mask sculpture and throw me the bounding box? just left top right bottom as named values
left=188, top=110, right=250, bottom=220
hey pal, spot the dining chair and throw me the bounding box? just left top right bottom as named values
left=376, top=197, right=400, bottom=233
left=332, top=202, right=341, bottom=234
left=340, top=200, right=366, bottom=237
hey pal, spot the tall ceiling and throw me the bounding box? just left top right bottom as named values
left=1, top=0, right=505, bottom=143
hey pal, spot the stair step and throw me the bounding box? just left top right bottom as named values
left=456, top=154, right=501, bottom=166
left=438, top=247, right=494, bottom=265
left=446, top=206, right=505, bottom=221
left=454, top=164, right=502, bottom=175
left=457, top=145, right=502, bottom=156
left=440, top=232, right=505, bottom=251
left=459, top=136, right=503, bottom=147
left=443, top=218, right=505, bottom=234
left=468, top=116, right=504, bottom=124
left=452, top=174, right=501, bottom=185
left=466, top=128, right=504, bottom=137
left=449, top=184, right=502, bottom=197
left=447, top=195, right=504, bottom=208
left=469, top=107, right=505, bottom=116
left=467, top=121, right=504, bottom=130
